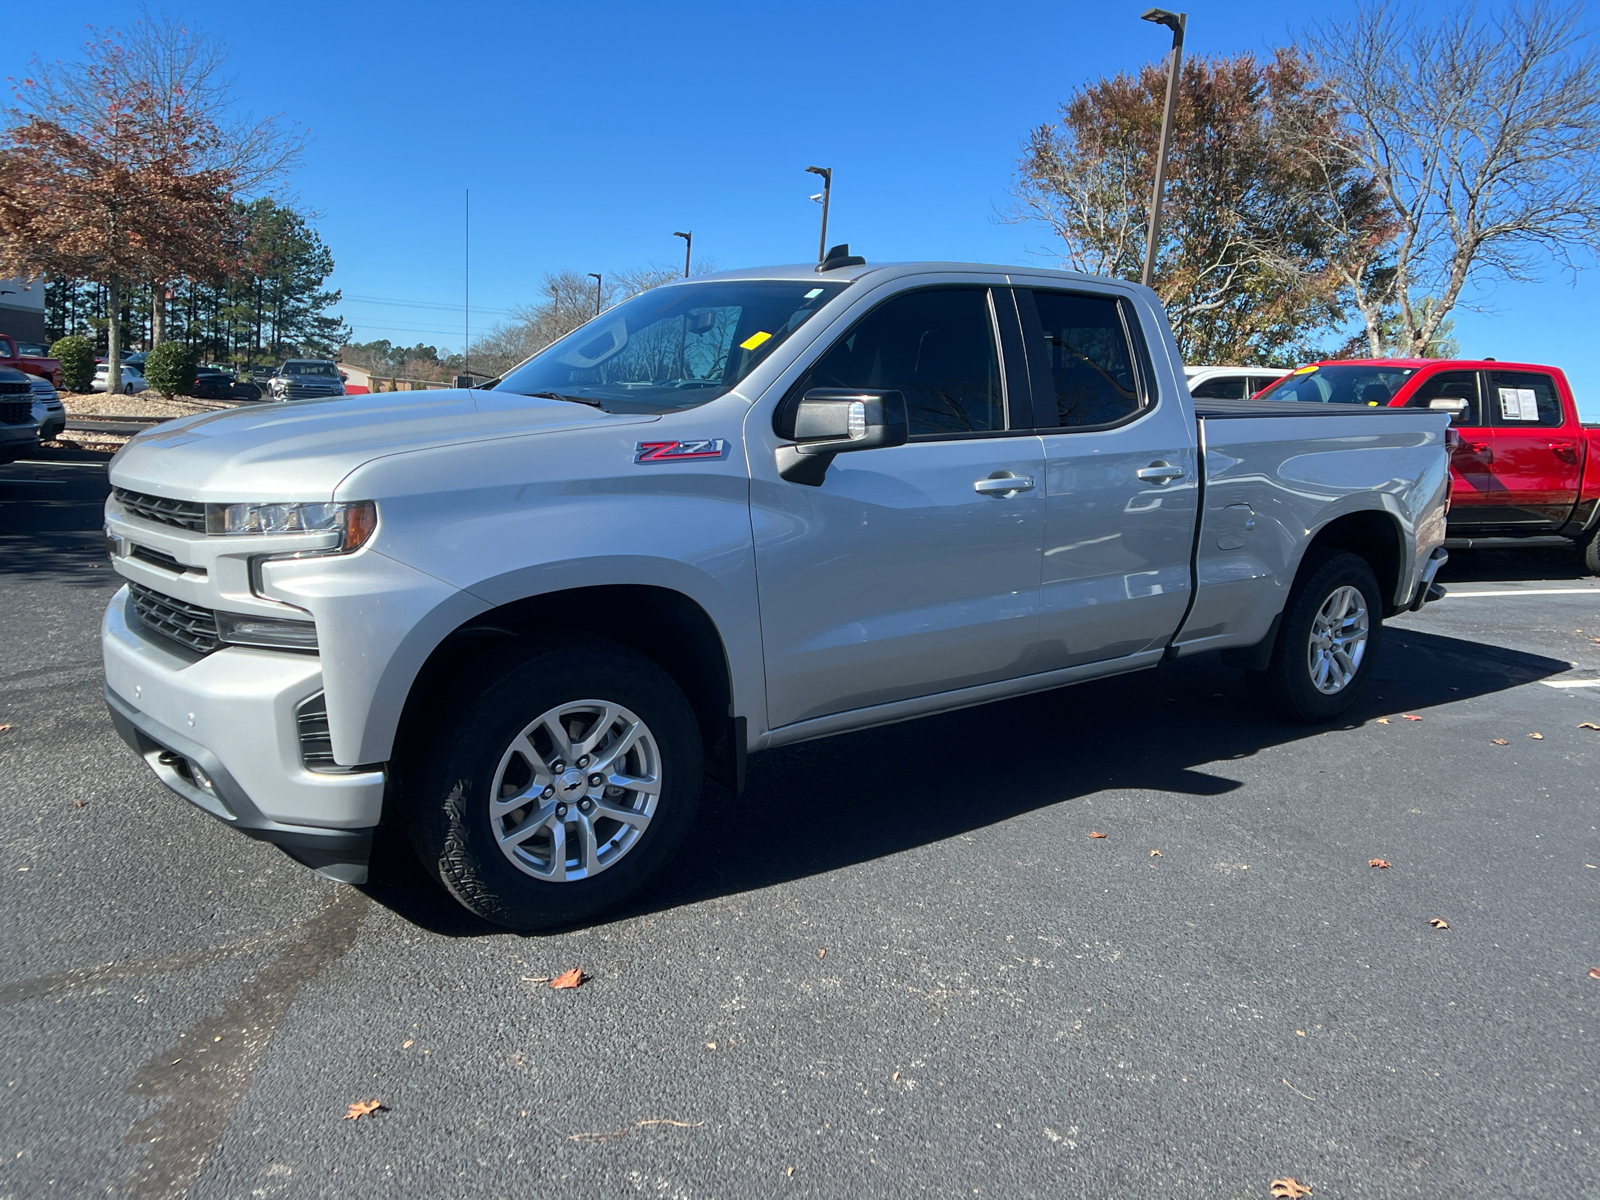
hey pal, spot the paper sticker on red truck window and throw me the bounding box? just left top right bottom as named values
left=634, top=439, right=730, bottom=463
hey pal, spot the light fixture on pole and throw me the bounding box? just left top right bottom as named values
left=1139, top=7, right=1186, bottom=290
left=588, top=273, right=602, bottom=315
left=805, top=166, right=832, bottom=265
left=673, top=231, right=692, bottom=278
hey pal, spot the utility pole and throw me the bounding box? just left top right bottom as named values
left=588, top=273, right=603, bottom=315
left=464, top=188, right=471, bottom=378
left=1140, top=8, right=1186, bottom=290
left=805, top=165, right=832, bottom=264
left=673, top=231, right=692, bottom=278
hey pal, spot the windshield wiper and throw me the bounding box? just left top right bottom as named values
left=526, top=390, right=606, bottom=410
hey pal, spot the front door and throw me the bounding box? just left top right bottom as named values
left=1012, top=286, right=1198, bottom=668
left=1485, top=369, right=1581, bottom=530
left=1403, top=369, right=1498, bottom=529
left=749, top=285, right=1046, bottom=730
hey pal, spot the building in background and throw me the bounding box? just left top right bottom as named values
left=0, top=278, right=47, bottom=344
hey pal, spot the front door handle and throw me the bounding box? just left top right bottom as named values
left=1136, top=462, right=1185, bottom=483
left=1461, top=441, right=1493, bottom=461
left=974, top=473, right=1035, bottom=496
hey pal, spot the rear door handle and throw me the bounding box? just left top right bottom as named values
left=1550, top=441, right=1578, bottom=462
left=974, top=473, right=1035, bottom=496
left=1136, top=463, right=1185, bottom=483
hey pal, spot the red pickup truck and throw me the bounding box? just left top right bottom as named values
left=1256, top=359, right=1600, bottom=572
left=0, top=333, right=62, bottom=388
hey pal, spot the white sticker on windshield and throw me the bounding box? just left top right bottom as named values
left=1499, top=387, right=1538, bottom=421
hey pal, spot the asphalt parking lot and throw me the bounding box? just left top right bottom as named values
left=1, top=450, right=1596, bottom=1200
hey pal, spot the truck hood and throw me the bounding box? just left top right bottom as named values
left=109, top=388, right=655, bottom=501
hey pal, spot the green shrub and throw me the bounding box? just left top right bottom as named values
left=143, top=342, right=199, bottom=398
left=49, top=336, right=96, bottom=393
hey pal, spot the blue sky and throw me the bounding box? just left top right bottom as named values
left=8, top=0, right=1599, bottom=415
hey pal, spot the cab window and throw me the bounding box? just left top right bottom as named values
left=800, top=287, right=1004, bottom=437
left=1487, top=370, right=1563, bottom=428
left=1406, top=370, right=1482, bottom=427
left=1022, top=290, right=1142, bottom=427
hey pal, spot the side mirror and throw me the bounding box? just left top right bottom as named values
left=1428, top=397, right=1469, bottom=415
left=778, top=389, right=908, bottom=484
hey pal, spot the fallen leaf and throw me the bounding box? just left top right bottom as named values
left=1428, top=918, right=1449, bottom=930
left=1529, top=732, right=1544, bottom=740
left=1295, top=1030, right=1305, bottom=1036
left=785, top=1166, right=796, bottom=1178
left=818, top=949, right=826, bottom=959
left=1588, top=967, right=1600, bottom=980
left=1403, top=714, right=1422, bottom=721
left=550, top=968, right=585, bottom=990
left=1149, top=849, right=1162, bottom=858
left=1369, top=858, right=1391, bottom=869
left=344, top=1099, right=384, bottom=1121
left=0, top=725, right=11, bottom=733
left=1375, top=718, right=1390, bottom=725
left=1491, top=738, right=1509, bottom=745
left=1578, top=723, right=1600, bottom=731
left=1271, top=1178, right=1313, bottom=1199
left=705, top=1042, right=717, bottom=1050
left=402, top=1039, right=414, bottom=1049
left=1089, top=831, right=1107, bottom=839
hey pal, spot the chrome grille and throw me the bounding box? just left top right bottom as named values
left=114, top=488, right=207, bottom=532
left=281, top=382, right=342, bottom=400
left=0, top=400, right=31, bottom=425
left=0, top=379, right=30, bottom=396
left=295, top=692, right=349, bottom=773
left=128, top=582, right=220, bottom=654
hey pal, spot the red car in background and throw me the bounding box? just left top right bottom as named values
left=0, top=333, right=62, bottom=388
left=1256, top=359, right=1600, bottom=572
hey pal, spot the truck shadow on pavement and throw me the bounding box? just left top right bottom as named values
left=360, top=627, right=1571, bottom=937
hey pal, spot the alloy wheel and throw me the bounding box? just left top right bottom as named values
left=489, top=700, right=661, bottom=882
left=1306, top=584, right=1369, bottom=695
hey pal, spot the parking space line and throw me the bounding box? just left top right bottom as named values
left=1445, top=588, right=1599, bottom=597
left=1539, top=679, right=1600, bottom=688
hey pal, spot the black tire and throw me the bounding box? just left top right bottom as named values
left=1246, top=549, right=1385, bottom=723
left=1580, top=527, right=1600, bottom=576
left=404, top=637, right=701, bottom=931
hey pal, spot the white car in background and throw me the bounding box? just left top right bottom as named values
left=92, top=363, right=148, bottom=395
left=1185, top=365, right=1292, bottom=400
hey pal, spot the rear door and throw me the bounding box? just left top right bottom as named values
left=1014, top=285, right=1197, bottom=669
left=749, top=283, right=1047, bottom=730
left=1486, top=369, right=1581, bottom=529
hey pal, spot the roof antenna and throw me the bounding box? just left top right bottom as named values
left=817, top=243, right=865, bottom=273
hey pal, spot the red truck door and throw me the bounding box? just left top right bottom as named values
left=1485, top=368, right=1581, bottom=529
left=1402, top=369, right=1497, bottom=528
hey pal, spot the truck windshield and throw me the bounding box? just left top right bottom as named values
left=284, top=362, right=338, bottom=376
left=1257, top=364, right=1416, bottom=406
left=494, top=280, right=846, bottom=413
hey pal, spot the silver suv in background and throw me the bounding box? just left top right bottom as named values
left=268, top=360, right=346, bottom=402
left=0, top=367, right=42, bottom=463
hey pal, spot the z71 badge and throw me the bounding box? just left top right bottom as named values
left=634, top=438, right=730, bottom=463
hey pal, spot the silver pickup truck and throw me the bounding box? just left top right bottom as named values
left=101, top=259, right=1452, bottom=929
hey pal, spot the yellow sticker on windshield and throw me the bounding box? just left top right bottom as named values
left=1292, top=365, right=1318, bottom=374
left=740, top=331, right=772, bottom=351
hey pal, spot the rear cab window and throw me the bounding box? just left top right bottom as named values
left=1015, top=289, right=1151, bottom=429
left=1487, top=370, right=1565, bottom=427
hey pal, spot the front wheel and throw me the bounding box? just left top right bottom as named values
left=1247, top=550, right=1384, bottom=723
left=405, top=637, right=702, bottom=931
left=1580, top=527, right=1600, bottom=576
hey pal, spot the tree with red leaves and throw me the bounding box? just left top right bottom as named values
left=0, top=17, right=301, bottom=392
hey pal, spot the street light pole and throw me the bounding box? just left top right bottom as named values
left=673, top=231, right=692, bottom=278
left=1140, top=8, right=1186, bottom=290
left=588, top=273, right=602, bottom=315
left=805, top=165, right=832, bottom=264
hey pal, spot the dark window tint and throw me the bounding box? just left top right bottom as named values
left=1487, top=371, right=1563, bottom=428
left=804, top=288, right=1003, bottom=436
left=1028, top=291, right=1140, bottom=426
left=1190, top=375, right=1247, bottom=399
left=1406, top=370, right=1482, bottom=427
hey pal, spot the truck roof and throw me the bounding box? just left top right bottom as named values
left=1304, top=357, right=1563, bottom=373
left=684, top=260, right=1146, bottom=290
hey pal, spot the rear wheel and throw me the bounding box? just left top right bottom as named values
left=1247, top=550, right=1384, bottom=723
left=405, top=637, right=701, bottom=931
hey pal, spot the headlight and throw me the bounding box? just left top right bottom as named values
left=214, top=610, right=319, bottom=651
left=205, top=500, right=377, bottom=551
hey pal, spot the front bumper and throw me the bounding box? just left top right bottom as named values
left=102, top=587, right=385, bottom=882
